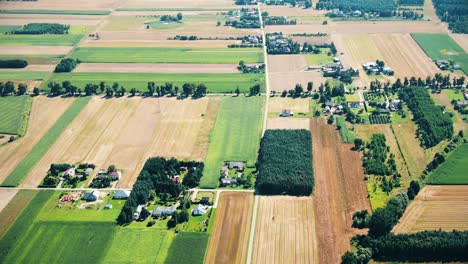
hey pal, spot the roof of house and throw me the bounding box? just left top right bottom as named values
left=83, top=190, right=100, bottom=200
left=63, top=168, right=75, bottom=177
left=136, top=204, right=145, bottom=213
left=109, top=171, right=119, bottom=177
left=193, top=204, right=209, bottom=215
left=114, top=190, right=131, bottom=198
left=228, top=161, right=244, bottom=169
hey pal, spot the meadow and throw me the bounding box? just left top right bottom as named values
left=200, top=96, right=265, bottom=188
left=411, top=33, right=468, bottom=74
left=0, top=71, right=48, bottom=81
left=165, top=232, right=210, bottom=264
left=0, top=34, right=84, bottom=46
left=0, top=95, right=32, bottom=136
left=69, top=47, right=264, bottom=64
left=1, top=97, right=90, bottom=187
left=46, top=72, right=265, bottom=94
left=426, top=144, right=468, bottom=184
left=336, top=117, right=356, bottom=143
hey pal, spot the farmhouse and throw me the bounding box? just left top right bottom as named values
left=220, top=166, right=229, bottom=177
left=113, top=190, right=131, bottom=199
left=152, top=205, right=178, bottom=217
left=85, top=168, right=93, bottom=176
left=83, top=190, right=101, bottom=202
left=221, top=177, right=237, bottom=185
left=192, top=204, right=210, bottom=216
left=280, top=109, right=294, bottom=117
left=228, top=161, right=244, bottom=171
left=62, top=167, right=75, bottom=179
left=435, top=60, right=450, bottom=70
left=109, top=171, right=120, bottom=180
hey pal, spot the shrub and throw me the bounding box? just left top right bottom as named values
left=54, top=58, right=79, bottom=73
left=12, top=23, right=70, bottom=34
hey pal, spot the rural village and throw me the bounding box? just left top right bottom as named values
left=0, top=0, right=467, bottom=263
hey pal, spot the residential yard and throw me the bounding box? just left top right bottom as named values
left=45, top=73, right=265, bottom=94
left=200, top=96, right=265, bottom=188
left=69, top=47, right=264, bottom=64
left=0, top=96, right=32, bottom=136
left=1, top=97, right=90, bottom=187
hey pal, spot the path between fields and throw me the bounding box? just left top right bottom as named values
left=246, top=195, right=259, bottom=264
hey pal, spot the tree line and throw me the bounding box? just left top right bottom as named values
left=0, top=81, right=28, bottom=96
left=433, top=0, right=468, bottom=33
left=54, top=58, right=79, bottom=73
left=0, top=59, right=28, bottom=69
left=317, top=0, right=397, bottom=17
left=10, top=23, right=70, bottom=35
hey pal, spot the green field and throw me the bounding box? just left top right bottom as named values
left=444, top=89, right=465, bottom=101
left=0, top=190, right=37, bottom=238
left=69, top=47, right=264, bottom=63
left=0, top=9, right=110, bottom=15
left=0, top=96, right=32, bottom=135
left=0, top=34, right=84, bottom=46
left=305, top=48, right=334, bottom=65
left=104, top=228, right=175, bottom=264
left=165, top=232, right=209, bottom=264
left=116, top=7, right=229, bottom=11
left=1, top=96, right=90, bottom=187
left=411, top=33, right=468, bottom=74
left=45, top=72, right=265, bottom=94
left=0, top=26, right=21, bottom=33
left=336, top=116, right=356, bottom=143
left=200, top=96, right=265, bottom=188
left=426, top=144, right=468, bottom=184
left=0, top=71, right=48, bottom=81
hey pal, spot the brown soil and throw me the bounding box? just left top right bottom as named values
left=311, top=118, right=371, bottom=264
left=80, top=40, right=240, bottom=48
left=267, top=117, right=310, bottom=130
left=0, top=0, right=120, bottom=10
left=394, top=186, right=468, bottom=233
left=0, top=46, right=73, bottom=55
left=268, top=97, right=310, bottom=113
left=252, top=196, right=319, bottom=264
left=0, top=96, right=76, bottom=184
left=205, top=192, right=254, bottom=264
left=192, top=96, right=221, bottom=161
left=0, top=189, right=18, bottom=213
left=268, top=55, right=308, bottom=73
left=74, top=63, right=239, bottom=73
left=450, top=34, right=468, bottom=52
left=0, top=190, right=36, bottom=238
left=269, top=71, right=326, bottom=92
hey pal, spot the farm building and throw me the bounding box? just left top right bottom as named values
left=62, top=168, right=76, bottom=179
left=382, top=67, right=394, bottom=75
left=83, top=190, right=101, bottom=202
left=85, top=168, right=93, bottom=176
left=192, top=204, right=210, bottom=216
left=152, top=205, right=178, bottom=217
left=228, top=161, right=244, bottom=171
left=221, top=177, right=237, bottom=185
left=280, top=109, right=294, bottom=117
left=114, top=190, right=131, bottom=199
left=456, top=101, right=468, bottom=107
left=134, top=204, right=146, bottom=219
left=220, top=166, right=229, bottom=176
left=200, top=197, right=210, bottom=205
left=435, top=60, right=450, bottom=70
left=109, top=171, right=120, bottom=180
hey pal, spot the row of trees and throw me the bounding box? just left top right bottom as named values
left=399, top=87, right=453, bottom=148
left=433, top=0, right=468, bottom=33
left=117, top=157, right=204, bottom=225
left=10, top=23, right=70, bottom=34
left=256, top=129, right=314, bottom=196
left=160, top=13, right=183, bottom=22
left=398, top=0, right=424, bottom=5
left=317, top=0, right=397, bottom=17
left=0, top=59, right=28, bottom=69
left=0, top=81, right=27, bottom=96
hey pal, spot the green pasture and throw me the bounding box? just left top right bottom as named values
left=69, top=47, right=264, bottom=63
left=200, top=96, right=265, bottom=188
left=45, top=72, right=265, bottom=94
left=1, top=96, right=90, bottom=187
left=336, top=116, right=356, bottom=143
left=411, top=33, right=468, bottom=74
left=444, top=89, right=465, bottom=101
left=0, top=95, right=32, bottom=135
left=426, top=144, right=468, bottom=184
left=0, top=10, right=110, bottom=15
left=165, top=232, right=209, bottom=264
left=0, top=34, right=83, bottom=46
left=0, top=71, right=48, bottom=81
left=305, top=48, right=334, bottom=65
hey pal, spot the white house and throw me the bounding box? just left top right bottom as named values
left=114, top=190, right=131, bottom=199
left=192, top=204, right=210, bottom=216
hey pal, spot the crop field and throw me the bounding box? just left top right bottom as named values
left=311, top=118, right=371, bottom=263
left=0, top=96, right=75, bottom=185
left=0, top=71, right=48, bottom=81
left=267, top=117, right=310, bottom=130
left=1, top=97, right=90, bottom=187
left=336, top=117, right=356, bottom=143
left=412, top=33, right=468, bottom=74
left=69, top=47, right=264, bottom=64
left=45, top=72, right=264, bottom=94
left=252, top=196, right=319, bottom=264
left=0, top=95, right=32, bottom=135
left=74, top=63, right=240, bottom=74
left=0, top=190, right=36, bottom=238
left=206, top=192, right=253, bottom=264
left=0, top=34, right=84, bottom=46
left=19, top=97, right=217, bottom=188
left=165, top=232, right=210, bottom=264
left=117, top=0, right=235, bottom=10
left=0, top=189, right=18, bottom=213
left=0, top=0, right=118, bottom=11
left=268, top=97, right=310, bottom=114
left=426, top=144, right=468, bottom=184
left=200, top=96, right=265, bottom=188
left=394, top=186, right=468, bottom=233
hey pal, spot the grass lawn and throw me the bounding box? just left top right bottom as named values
left=367, top=178, right=389, bottom=210
left=0, top=71, right=48, bottom=81
left=0, top=10, right=110, bottom=15
left=0, top=190, right=53, bottom=262
left=0, top=34, right=84, bottom=46
left=426, top=144, right=468, bottom=184
left=411, top=33, right=468, bottom=74
left=444, top=89, right=465, bottom=101
left=0, top=95, right=32, bottom=135
left=305, top=48, right=334, bottom=65
left=165, top=232, right=209, bottom=264
left=336, top=117, right=356, bottom=143
left=103, top=228, right=175, bottom=264
left=345, top=93, right=361, bottom=102
left=45, top=72, right=265, bottom=94
left=200, top=96, right=265, bottom=188
left=1, top=97, right=90, bottom=187
left=69, top=47, right=264, bottom=64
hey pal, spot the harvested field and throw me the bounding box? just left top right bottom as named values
left=331, top=21, right=446, bottom=34
left=262, top=5, right=327, bottom=17
left=394, top=186, right=468, bottom=233
left=450, top=33, right=468, bottom=52
left=268, top=97, right=310, bottom=113
left=0, top=190, right=36, bottom=239
left=205, top=192, right=253, bottom=264
left=311, top=118, right=371, bottom=264
left=0, top=96, right=75, bottom=184
left=74, top=63, right=239, bottom=73
left=268, top=55, right=308, bottom=73
left=289, top=35, right=330, bottom=45
left=0, top=0, right=120, bottom=10
left=19, top=97, right=216, bottom=188
left=0, top=46, right=73, bottom=55
left=371, top=34, right=440, bottom=79
left=252, top=196, right=319, bottom=264
left=0, top=189, right=18, bottom=213
left=267, top=117, right=310, bottom=130
left=118, top=0, right=236, bottom=10
left=0, top=16, right=101, bottom=26
left=269, top=71, right=324, bottom=92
